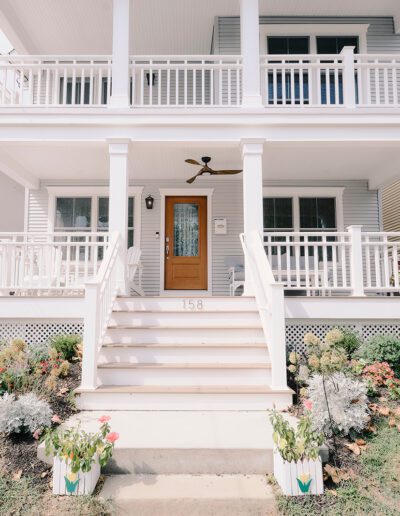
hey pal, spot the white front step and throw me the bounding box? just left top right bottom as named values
left=100, top=474, right=276, bottom=516
left=108, top=311, right=261, bottom=328
left=104, top=327, right=265, bottom=345
left=97, top=363, right=272, bottom=386
left=99, top=344, right=270, bottom=364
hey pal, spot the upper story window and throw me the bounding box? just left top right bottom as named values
left=267, top=37, right=309, bottom=55
left=316, top=36, right=359, bottom=55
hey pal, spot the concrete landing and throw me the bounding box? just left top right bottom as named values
left=38, top=411, right=294, bottom=475
left=100, top=474, right=277, bottom=516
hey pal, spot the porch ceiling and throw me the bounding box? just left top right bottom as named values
left=0, top=0, right=400, bottom=55
left=0, top=141, right=399, bottom=190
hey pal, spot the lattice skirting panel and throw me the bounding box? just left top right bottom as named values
left=0, top=321, right=83, bottom=345
left=286, top=320, right=400, bottom=355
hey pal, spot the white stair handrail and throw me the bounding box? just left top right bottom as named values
left=81, top=231, right=121, bottom=390
left=240, top=230, right=288, bottom=391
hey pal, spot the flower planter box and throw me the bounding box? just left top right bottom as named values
left=273, top=451, right=324, bottom=496
left=52, top=456, right=100, bottom=496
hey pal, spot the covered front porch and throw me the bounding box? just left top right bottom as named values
left=0, top=138, right=400, bottom=299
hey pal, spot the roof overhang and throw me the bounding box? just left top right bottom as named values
left=1, top=0, right=400, bottom=55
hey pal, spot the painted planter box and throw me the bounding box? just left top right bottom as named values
left=52, top=456, right=100, bottom=496
left=273, top=451, right=324, bottom=496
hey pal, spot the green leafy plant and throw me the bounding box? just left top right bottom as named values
left=357, top=335, right=400, bottom=376
left=270, top=410, right=324, bottom=463
left=43, top=415, right=119, bottom=473
left=333, top=328, right=362, bottom=359
left=49, top=334, right=82, bottom=362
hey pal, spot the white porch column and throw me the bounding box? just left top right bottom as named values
left=240, top=0, right=262, bottom=107
left=241, top=139, right=264, bottom=294
left=348, top=225, right=365, bottom=296
left=109, top=0, right=130, bottom=108
left=109, top=140, right=130, bottom=293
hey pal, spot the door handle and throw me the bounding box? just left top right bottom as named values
left=165, top=244, right=169, bottom=257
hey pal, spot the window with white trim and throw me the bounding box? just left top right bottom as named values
left=54, top=195, right=137, bottom=248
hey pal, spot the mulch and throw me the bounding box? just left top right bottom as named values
left=0, top=362, right=81, bottom=484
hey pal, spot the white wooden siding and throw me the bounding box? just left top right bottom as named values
left=214, top=17, right=400, bottom=55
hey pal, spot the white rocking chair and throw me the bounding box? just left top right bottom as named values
left=127, top=246, right=145, bottom=296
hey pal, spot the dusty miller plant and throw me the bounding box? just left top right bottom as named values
left=307, top=373, right=369, bottom=437
left=0, top=392, right=53, bottom=435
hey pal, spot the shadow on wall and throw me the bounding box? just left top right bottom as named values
left=0, top=172, right=25, bottom=231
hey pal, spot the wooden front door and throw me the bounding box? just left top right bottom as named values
left=165, top=196, right=208, bottom=290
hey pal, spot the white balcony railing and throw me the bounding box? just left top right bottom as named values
left=264, top=227, right=400, bottom=296
left=0, top=52, right=400, bottom=110
left=0, top=55, right=112, bottom=107
left=0, top=232, right=110, bottom=294
left=130, top=55, right=242, bottom=107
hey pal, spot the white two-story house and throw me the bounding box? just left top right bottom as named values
left=1, top=0, right=400, bottom=411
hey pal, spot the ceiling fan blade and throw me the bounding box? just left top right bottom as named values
left=185, top=159, right=202, bottom=166
left=213, top=170, right=243, bottom=175
left=186, top=170, right=204, bottom=184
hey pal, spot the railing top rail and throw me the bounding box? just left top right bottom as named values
left=241, top=231, right=277, bottom=286
left=260, top=53, right=344, bottom=60
left=0, top=232, right=110, bottom=237
left=263, top=231, right=350, bottom=238
left=130, top=54, right=242, bottom=61
left=0, top=55, right=112, bottom=61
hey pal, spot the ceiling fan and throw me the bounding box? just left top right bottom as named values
left=185, top=157, right=242, bottom=184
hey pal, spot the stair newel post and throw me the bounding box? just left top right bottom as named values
left=269, top=283, right=288, bottom=391
left=348, top=225, right=365, bottom=296
left=81, top=281, right=100, bottom=390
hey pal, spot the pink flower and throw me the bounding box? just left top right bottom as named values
left=106, top=432, right=119, bottom=443
left=98, top=415, right=112, bottom=424
left=303, top=399, right=313, bottom=412
left=51, top=415, right=62, bottom=424
left=33, top=429, right=42, bottom=440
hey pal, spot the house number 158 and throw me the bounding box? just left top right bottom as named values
left=183, top=299, right=204, bottom=311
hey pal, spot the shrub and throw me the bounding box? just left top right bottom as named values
left=270, top=411, right=324, bottom=463
left=362, top=362, right=395, bottom=387
left=0, top=392, right=52, bottom=435
left=27, top=341, right=50, bottom=364
left=303, top=330, right=348, bottom=376
left=0, top=339, right=30, bottom=394
left=334, top=328, right=362, bottom=359
left=358, top=335, right=400, bottom=376
left=49, top=334, right=81, bottom=361
left=307, top=373, right=369, bottom=437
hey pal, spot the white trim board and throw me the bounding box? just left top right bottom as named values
left=159, top=188, right=214, bottom=296
left=260, top=24, right=369, bottom=54
left=46, top=186, right=143, bottom=248
left=262, top=186, right=344, bottom=232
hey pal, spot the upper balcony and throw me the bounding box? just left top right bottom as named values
left=1, top=1, right=400, bottom=117
left=1, top=51, right=400, bottom=110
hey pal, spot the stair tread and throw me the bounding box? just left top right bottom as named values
left=112, top=309, right=259, bottom=314
left=107, top=325, right=262, bottom=330
left=102, top=342, right=267, bottom=348
left=98, top=362, right=272, bottom=369
left=76, top=385, right=292, bottom=394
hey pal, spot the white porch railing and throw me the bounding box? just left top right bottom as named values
left=81, top=232, right=121, bottom=390
left=240, top=231, right=288, bottom=390
left=130, top=55, right=242, bottom=107
left=0, top=55, right=112, bottom=106
left=355, top=55, right=400, bottom=107
left=264, top=227, right=400, bottom=296
left=0, top=232, right=109, bottom=294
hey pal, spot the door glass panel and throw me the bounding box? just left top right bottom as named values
left=173, top=203, right=199, bottom=257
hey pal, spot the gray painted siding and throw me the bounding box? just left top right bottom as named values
left=215, top=17, right=400, bottom=55
left=27, top=179, right=379, bottom=295
left=382, top=180, right=400, bottom=232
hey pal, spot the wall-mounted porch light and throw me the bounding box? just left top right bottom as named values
left=145, top=195, right=155, bottom=210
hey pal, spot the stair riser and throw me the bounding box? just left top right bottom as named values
left=99, top=347, right=270, bottom=364
left=76, top=392, right=292, bottom=414
left=114, top=297, right=257, bottom=312
left=104, top=328, right=265, bottom=345
left=98, top=368, right=271, bottom=386
left=109, top=312, right=261, bottom=328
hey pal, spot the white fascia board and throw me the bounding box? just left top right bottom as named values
left=285, top=296, right=400, bottom=321
left=0, top=297, right=84, bottom=319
